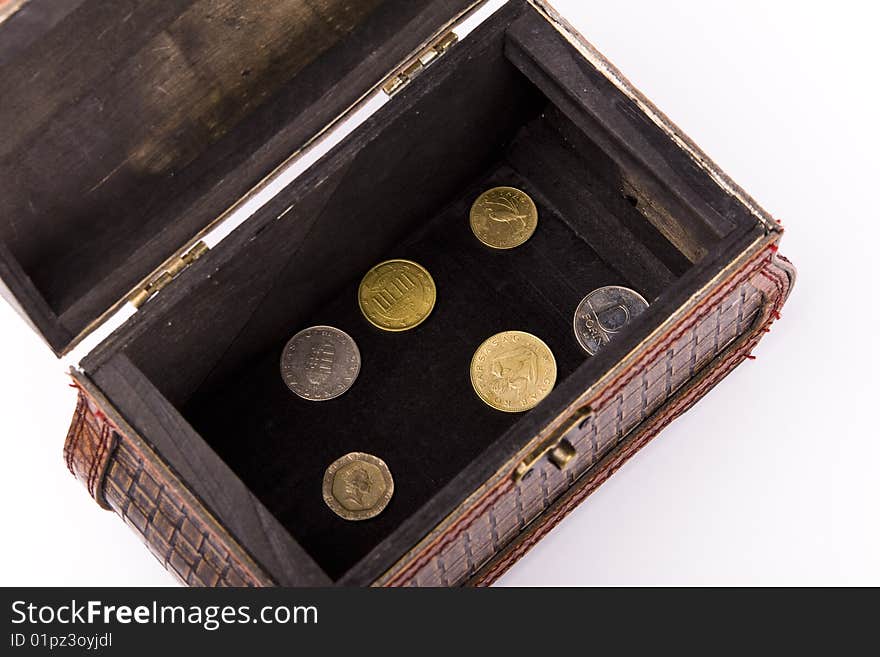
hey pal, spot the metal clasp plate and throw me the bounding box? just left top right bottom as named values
left=513, top=405, right=593, bottom=482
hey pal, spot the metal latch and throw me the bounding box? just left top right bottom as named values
left=382, top=31, right=458, bottom=96
left=513, top=405, right=593, bottom=482
left=129, top=241, right=209, bottom=309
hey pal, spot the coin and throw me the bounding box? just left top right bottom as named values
left=469, top=186, right=538, bottom=249
left=573, top=286, right=649, bottom=355
left=358, top=259, right=436, bottom=331
left=323, top=452, right=394, bottom=521
left=470, top=330, right=557, bottom=412
left=280, top=326, right=360, bottom=401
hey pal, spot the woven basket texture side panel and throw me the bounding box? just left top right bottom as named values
left=64, top=394, right=269, bottom=587
left=104, top=440, right=267, bottom=586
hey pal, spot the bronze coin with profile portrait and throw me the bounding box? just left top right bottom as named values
left=322, top=452, right=394, bottom=521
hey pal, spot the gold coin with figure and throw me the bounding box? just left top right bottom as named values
left=469, top=186, right=538, bottom=249
left=470, top=331, right=557, bottom=412
left=323, top=452, right=394, bottom=521
left=358, top=259, right=436, bottom=331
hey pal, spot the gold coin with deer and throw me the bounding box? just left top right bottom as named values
left=469, top=186, right=538, bottom=249
left=358, top=259, right=436, bottom=331
left=470, top=330, right=557, bottom=412
left=323, top=452, right=394, bottom=521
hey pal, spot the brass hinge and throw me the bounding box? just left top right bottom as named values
left=513, top=405, right=593, bottom=482
left=129, top=241, right=209, bottom=309
left=382, top=31, right=458, bottom=96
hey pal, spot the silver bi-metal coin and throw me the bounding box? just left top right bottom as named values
left=573, top=286, right=649, bottom=355
left=280, top=326, right=360, bottom=401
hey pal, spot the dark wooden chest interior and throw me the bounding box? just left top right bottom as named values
left=1, top=0, right=765, bottom=584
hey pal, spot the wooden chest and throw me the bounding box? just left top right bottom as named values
left=0, top=0, right=794, bottom=585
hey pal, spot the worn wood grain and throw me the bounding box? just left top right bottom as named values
left=0, top=0, right=474, bottom=354
left=504, top=11, right=748, bottom=261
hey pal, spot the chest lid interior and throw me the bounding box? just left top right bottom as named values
left=0, top=0, right=479, bottom=355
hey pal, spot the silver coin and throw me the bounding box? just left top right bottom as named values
left=573, top=286, right=649, bottom=355
left=280, top=326, right=360, bottom=401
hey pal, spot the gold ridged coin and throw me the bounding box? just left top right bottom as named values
left=470, top=331, right=557, bottom=412
left=469, top=186, right=538, bottom=249
left=358, top=259, right=436, bottom=331
left=323, top=452, right=394, bottom=521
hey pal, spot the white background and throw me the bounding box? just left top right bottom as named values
left=1, top=0, right=877, bottom=586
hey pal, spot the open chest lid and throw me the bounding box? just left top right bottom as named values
left=0, top=0, right=482, bottom=356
